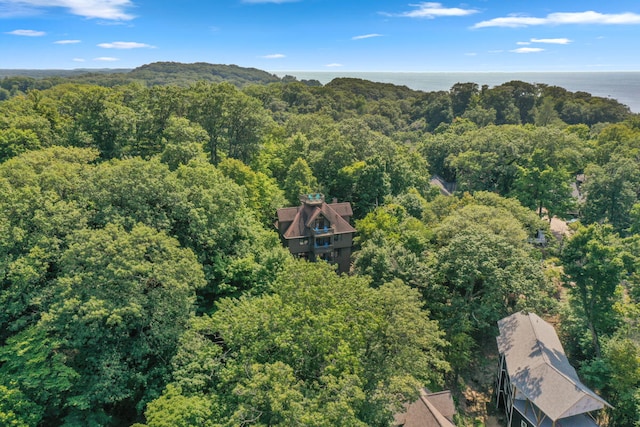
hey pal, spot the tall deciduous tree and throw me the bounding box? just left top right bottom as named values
left=218, top=157, right=286, bottom=225
left=44, top=223, right=204, bottom=424
left=562, top=224, right=625, bottom=357
left=143, top=261, right=449, bottom=427
left=186, top=82, right=273, bottom=165
left=159, top=116, right=208, bottom=170
left=511, top=149, right=575, bottom=220
left=283, top=157, right=318, bottom=205
left=582, top=156, right=640, bottom=234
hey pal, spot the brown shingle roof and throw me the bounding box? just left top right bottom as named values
left=394, top=389, right=456, bottom=427
left=279, top=201, right=355, bottom=240
left=497, top=312, right=610, bottom=421
left=277, top=206, right=299, bottom=223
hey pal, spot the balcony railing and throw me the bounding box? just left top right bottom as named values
left=313, top=241, right=333, bottom=253
left=311, top=226, right=334, bottom=236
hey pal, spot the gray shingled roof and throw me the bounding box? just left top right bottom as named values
left=497, top=312, right=610, bottom=421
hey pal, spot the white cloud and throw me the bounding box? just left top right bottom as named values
left=474, top=11, right=640, bottom=28
left=98, top=41, right=154, bottom=49
left=531, top=37, right=572, bottom=44
left=464, top=52, right=477, bottom=56
left=0, top=0, right=135, bottom=20
left=516, top=41, right=531, bottom=45
left=6, top=29, right=45, bottom=36
left=325, top=63, right=343, bottom=67
left=511, top=47, right=545, bottom=53
left=94, top=56, right=119, bottom=61
left=352, top=33, right=383, bottom=40
left=73, top=57, right=85, bottom=62
left=261, top=53, right=285, bottom=59
left=54, top=39, right=80, bottom=44
left=389, top=2, right=478, bottom=19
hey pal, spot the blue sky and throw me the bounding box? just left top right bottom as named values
left=2, top=0, right=640, bottom=71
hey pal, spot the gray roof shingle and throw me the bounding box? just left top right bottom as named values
left=497, top=312, right=610, bottom=421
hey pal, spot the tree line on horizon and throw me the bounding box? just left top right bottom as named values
left=0, top=66, right=638, bottom=426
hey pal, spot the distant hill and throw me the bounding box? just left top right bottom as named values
left=0, top=62, right=283, bottom=88
left=127, top=62, right=282, bottom=86
left=0, top=68, right=129, bottom=79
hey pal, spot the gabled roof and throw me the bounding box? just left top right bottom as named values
left=394, top=389, right=456, bottom=427
left=329, top=201, right=353, bottom=217
left=277, top=206, right=299, bottom=223
left=278, top=201, right=356, bottom=240
left=497, top=312, right=610, bottom=421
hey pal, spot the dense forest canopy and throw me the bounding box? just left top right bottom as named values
left=0, top=62, right=638, bottom=427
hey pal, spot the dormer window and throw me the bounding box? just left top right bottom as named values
left=314, top=216, right=328, bottom=230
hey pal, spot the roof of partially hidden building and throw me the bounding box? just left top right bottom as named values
left=393, top=389, right=456, bottom=427
left=278, top=201, right=355, bottom=239
left=497, top=312, right=610, bottom=421
left=429, top=175, right=456, bottom=196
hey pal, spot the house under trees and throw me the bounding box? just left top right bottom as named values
left=276, top=193, right=355, bottom=273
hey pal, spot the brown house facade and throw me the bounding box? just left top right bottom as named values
left=276, top=193, right=356, bottom=273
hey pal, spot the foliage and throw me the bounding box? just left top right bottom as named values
left=354, top=192, right=555, bottom=375
left=0, top=68, right=638, bottom=425
left=562, top=224, right=625, bottom=357
left=143, top=261, right=449, bottom=427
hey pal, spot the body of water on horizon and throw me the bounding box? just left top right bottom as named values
left=273, top=71, right=640, bottom=114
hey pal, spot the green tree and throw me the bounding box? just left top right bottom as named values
left=138, top=385, right=216, bottom=427
left=0, top=128, right=42, bottom=163
left=562, top=224, right=625, bottom=357
left=0, top=147, right=97, bottom=341
left=511, top=149, right=575, bottom=219
left=450, top=82, right=479, bottom=118
left=334, top=157, right=391, bottom=218
left=145, top=261, right=449, bottom=427
left=186, top=82, right=273, bottom=164
left=0, top=383, right=43, bottom=427
left=283, top=157, right=318, bottom=205
left=218, top=157, right=286, bottom=225
left=0, top=327, right=77, bottom=425
left=582, top=156, right=640, bottom=234
left=159, top=116, right=208, bottom=170
left=41, top=223, right=205, bottom=424
left=354, top=192, right=553, bottom=375
left=480, top=85, right=521, bottom=125
left=534, top=97, right=561, bottom=126
left=58, top=84, right=136, bottom=159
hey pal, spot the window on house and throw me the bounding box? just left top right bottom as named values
left=314, top=217, right=328, bottom=230
left=299, top=238, right=308, bottom=246
left=315, top=237, right=331, bottom=247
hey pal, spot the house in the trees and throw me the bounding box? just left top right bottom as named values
left=276, top=193, right=356, bottom=273
left=394, top=389, right=457, bottom=427
left=495, top=312, right=610, bottom=427
left=429, top=175, right=456, bottom=196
